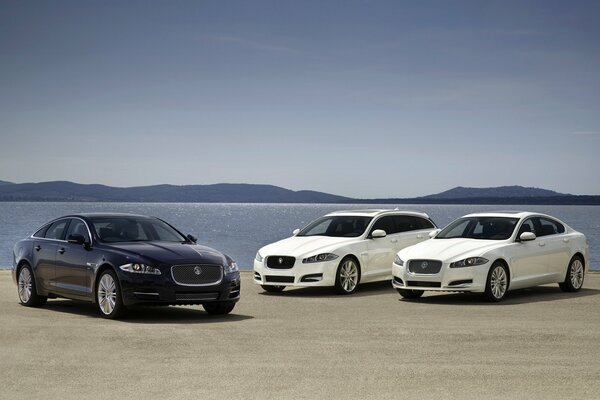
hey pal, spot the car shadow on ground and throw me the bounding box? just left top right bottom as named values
left=42, top=300, right=253, bottom=323
left=258, top=280, right=395, bottom=299
left=399, top=286, right=600, bottom=306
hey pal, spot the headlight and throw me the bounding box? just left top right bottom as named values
left=225, top=260, right=239, bottom=274
left=394, top=254, right=404, bottom=266
left=450, top=257, right=489, bottom=268
left=119, top=263, right=161, bottom=275
left=255, top=251, right=263, bottom=262
left=302, top=253, right=339, bottom=263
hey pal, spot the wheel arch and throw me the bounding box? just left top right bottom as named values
left=491, top=258, right=511, bottom=288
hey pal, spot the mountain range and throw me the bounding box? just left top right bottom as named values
left=0, top=180, right=598, bottom=205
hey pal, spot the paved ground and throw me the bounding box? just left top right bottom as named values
left=1, top=270, right=599, bottom=399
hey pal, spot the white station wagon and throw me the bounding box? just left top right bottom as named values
left=254, top=209, right=437, bottom=294
left=392, top=211, right=589, bottom=301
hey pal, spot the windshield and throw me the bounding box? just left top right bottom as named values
left=298, top=216, right=372, bottom=238
left=90, top=216, right=187, bottom=243
left=436, top=217, right=518, bottom=240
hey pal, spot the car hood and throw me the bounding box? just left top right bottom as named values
left=260, top=235, right=356, bottom=257
left=398, top=238, right=506, bottom=262
left=106, top=242, right=228, bottom=266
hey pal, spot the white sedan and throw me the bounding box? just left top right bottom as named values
left=392, top=211, right=589, bottom=301
left=254, top=209, right=437, bottom=294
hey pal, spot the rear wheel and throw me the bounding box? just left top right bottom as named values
left=334, top=257, right=360, bottom=295
left=17, top=264, right=47, bottom=307
left=96, top=270, right=125, bottom=319
left=261, top=285, right=285, bottom=293
left=397, top=289, right=424, bottom=299
left=484, top=262, right=509, bottom=302
left=559, top=256, right=585, bottom=292
left=203, top=301, right=236, bottom=315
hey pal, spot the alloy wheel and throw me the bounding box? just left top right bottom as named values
left=98, top=274, right=117, bottom=315
left=340, top=259, right=358, bottom=293
left=18, top=267, right=32, bottom=303
left=490, top=265, right=507, bottom=299
left=570, top=259, right=584, bottom=290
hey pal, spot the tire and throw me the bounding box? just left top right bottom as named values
left=261, top=285, right=285, bottom=293
left=334, top=257, right=361, bottom=295
left=559, top=256, right=585, bottom=292
left=17, top=264, right=47, bottom=307
left=96, top=270, right=125, bottom=319
left=203, top=301, right=236, bottom=315
left=397, top=289, right=424, bottom=299
left=484, top=262, right=509, bottom=302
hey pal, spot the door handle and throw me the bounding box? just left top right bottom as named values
left=563, top=238, right=570, bottom=243
left=538, top=242, right=546, bottom=247
left=34, top=245, right=41, bottom=251
left=390, top=239, right=398, bottom=243
left=58, top=247, right=66, bottom=254
left=416, top=234, right=423, bottom=239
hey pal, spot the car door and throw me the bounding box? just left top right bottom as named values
left=510, top=217, right=550, bottom=288
left=537, top=217, right=570, bottom=281
left=32, top=219, right=70, bottom=292
left=366, top=216, right=398, bottom=278
left=54, top=218, right=92, bottom=298
left=393, top=215, right=436, bottom=249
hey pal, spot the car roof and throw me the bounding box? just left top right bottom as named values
left=60, top=213, right=158, bottom=219
left=325, top=209, right=431, bottom=219
left=462, top=211, right=547, bottom=219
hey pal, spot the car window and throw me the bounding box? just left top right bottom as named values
left=517, top=218, right=537, bottom=237
left=33, top=224, right=51, bottom=238
left=65, top=219, right=91, bottom=243
left=538, top=217, right=564, bottom=237
left=371, top=216, right=397, bottom=235
left=394, top=216, right=435, bottom=232
left=91, top=217, right=185, bottom=243
left=44, top=219, right=69, bottom=240
left=437, top=217, right=518, bottom=240
left=298, top=216, right=372, bottom=237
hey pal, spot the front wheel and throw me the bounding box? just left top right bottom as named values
left=96, top=270, right=125, bottom=319
left=484, top=262, right=509, bottom=302
left=397, top=289, right=424, bottom=299
left=17, top=264, right=47, bottom=307
left=203, top=301, right=236, bottom=315
left=559, top=256, right=585, bottom=292
left=334, top=257, right=360, bottom=295
left=261, top=285, right=285, bottom=293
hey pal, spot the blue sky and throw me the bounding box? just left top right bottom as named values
left=1, top=0, right=599, bottom=197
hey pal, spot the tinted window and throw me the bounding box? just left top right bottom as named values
left=33, top=224, right=50, bottom=238
left=437, top=217, right=518, bottom=240
left=517, top=218, right=537, bottom=236
left=298, top=216, right=372, bottom=238
left=44, top=219, right=69, bottom=240
left=65, top=219, right=91, bottom=243
left=90, top=217, right=186, bottom=243
left=394, top=216, right=435, bottom=232
left=371, top=216, right=397, bottom=235
left=538, top=217, right=565, bottom=236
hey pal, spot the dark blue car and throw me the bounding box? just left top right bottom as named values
left=12, top=213, right=241, bottom=318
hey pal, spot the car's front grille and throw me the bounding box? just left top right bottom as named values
left=265, top=275, right=295, bottom=283
left=171, top=264, right=223, bottom=286
left=407, top=259, right=442, bottom=274
left=266, top=256, right=296, bottom=269
left=407, top=281, right=441, bottom=288
left=175, top=292, right=219, bottom=301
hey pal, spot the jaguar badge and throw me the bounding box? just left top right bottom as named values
left=193, top=266, right=202, bottom=275
left=421, top=261, right=428, bottom=270
left=278, top=257, right=284, bottom=264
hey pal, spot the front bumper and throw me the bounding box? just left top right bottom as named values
left=391, top=261, right=489, bottom=293
left=253, top=258, right=337, bottom=288
left=117, top=269, right=241, bottom=306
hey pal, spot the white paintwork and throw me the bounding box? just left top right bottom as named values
left=392, top=211, right=589, bottom=295
left=254, top=210, right=436, bottom=289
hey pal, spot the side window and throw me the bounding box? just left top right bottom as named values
left=33, top=224, right=51, bottom=238
left=371, top=216, right=397, bottom=235
left=44, top=219, right=69, bottom=240
left=517, top=218, right=537, bottom=237
left=538, top=217, right=564, bottom=237
left=411, top=216, right=434, bottom=230
left=65, top=219, right=91, bottom=243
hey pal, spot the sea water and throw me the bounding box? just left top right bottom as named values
left=0, top=202, right=598, bottom=270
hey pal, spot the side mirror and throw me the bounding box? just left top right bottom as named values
left=67, top=234, right=86, bottom=245
left=292, top=229, right=300, bottom=236
left=371, top=229, right=387, bottom=239
left=429, top=229, right=441, bottom=239
left=519, top=232, right=536, bottom=242
left=187, top=234, right=197, bottom=243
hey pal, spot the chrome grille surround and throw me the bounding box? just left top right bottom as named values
left=171, top=264, right=223, bottom=286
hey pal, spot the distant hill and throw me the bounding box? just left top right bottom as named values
left=0, top=181, right=598, bottom=204
left=0, top=181, right=350, bottom=203
left=422, top=185, right=569, bottom=200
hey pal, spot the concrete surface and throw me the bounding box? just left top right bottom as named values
left=1, top=270, right=599, bottom=399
